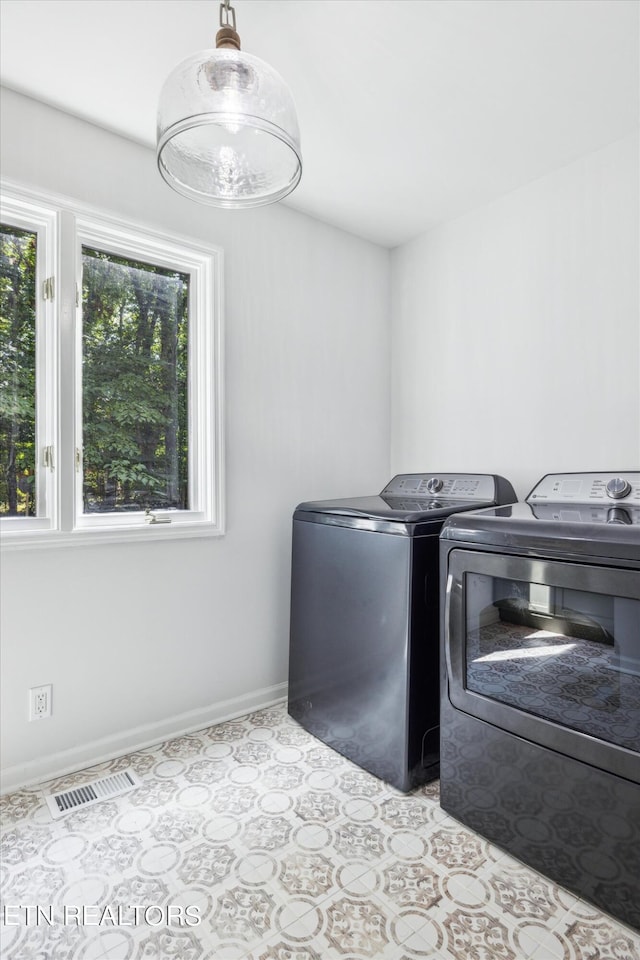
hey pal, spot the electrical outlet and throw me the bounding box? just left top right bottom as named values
left=29, top=684, right=52, bottom=721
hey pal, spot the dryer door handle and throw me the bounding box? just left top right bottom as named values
left=443, top=573, right=454, bottom=681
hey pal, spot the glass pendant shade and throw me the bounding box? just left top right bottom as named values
left=157, top=48, right=302, bottom=208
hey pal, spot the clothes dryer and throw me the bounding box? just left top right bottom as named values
left=288, top=473, right=516, bottom=792
left=440, top=471, right=640, bottom=930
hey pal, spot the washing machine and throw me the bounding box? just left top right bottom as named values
left=287, top=472, right=516, bottom=792
left=440, top=471, right=640, bottom=930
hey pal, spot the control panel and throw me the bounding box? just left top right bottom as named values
left=529, top=502, right=640, bottom=525
left=380, top=474, right=498, bottom=501
left=527, top=472, right=640, bottom=506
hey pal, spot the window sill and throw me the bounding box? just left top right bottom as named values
left=0, top=521, right=225, bottom=550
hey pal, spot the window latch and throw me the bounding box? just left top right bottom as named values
left=43, top=446, right=55, bottom=469
left=145, top=508, right=171, bottom=525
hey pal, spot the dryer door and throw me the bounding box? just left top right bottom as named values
left=444, top=549, right=640, bottom=783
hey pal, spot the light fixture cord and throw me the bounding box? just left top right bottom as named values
left=217, top=0, right=241, bottom=49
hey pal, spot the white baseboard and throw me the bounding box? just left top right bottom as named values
left=0, top=682, right=288, bottom=795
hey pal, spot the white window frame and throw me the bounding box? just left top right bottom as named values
left=0, top=191, right=58, bottom=538
left=0, top=181, right=225, bottom=549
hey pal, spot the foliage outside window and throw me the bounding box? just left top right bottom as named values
left=0, top=182, right=224, bottom=547
left=0, top=225, right=37, bottom=516
left=82, top=249, right=189, bottom=514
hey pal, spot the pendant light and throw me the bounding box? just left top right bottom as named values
left=157, top=0, right=302, bottom=208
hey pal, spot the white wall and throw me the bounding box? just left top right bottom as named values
left=3, top=90, right=637, bottom=793
left=390, top=134, right=640, bottom=498
left=0, top=88, right=391, bottom=790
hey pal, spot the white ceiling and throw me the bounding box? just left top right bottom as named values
left=1, top=0, right=638, bottom=247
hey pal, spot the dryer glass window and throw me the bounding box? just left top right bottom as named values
left=464, top=573, right=640, bottom=751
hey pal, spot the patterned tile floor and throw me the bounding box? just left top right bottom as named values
left=1, top=704, right=639, bottom=960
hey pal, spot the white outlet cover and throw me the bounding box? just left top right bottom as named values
left=29, top=684, right=52, bottom=720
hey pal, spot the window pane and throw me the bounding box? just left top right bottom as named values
left=464, top=573, right=640, bottom=751
left=0, top=224, right=37, bottom=516
left=82, top=247, right=189, bottom=513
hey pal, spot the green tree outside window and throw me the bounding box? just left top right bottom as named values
left=0, top=224, right=37, bottom=516
left=82, top=248, right=189, bottom=513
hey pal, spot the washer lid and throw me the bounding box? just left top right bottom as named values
left=293, top=474, right=516, bottom=532
left=294, top=494, right=493, bottom=524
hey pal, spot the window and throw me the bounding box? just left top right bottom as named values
left=0, top=183, right=224, bottom=547
left=0, top=194, right=57, bottom=536
left=0, top=224, right=38, bottom=515
left=81, top=249, right=190, bottom=516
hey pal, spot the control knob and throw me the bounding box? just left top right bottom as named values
left=605, top=477, right=631, bottom=500
left=426, top=477, right=443, bottom=494
left=607, top=507, right=632, bottom=525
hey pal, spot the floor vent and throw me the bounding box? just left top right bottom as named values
left=45, top=769, right=140, bottom=819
